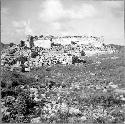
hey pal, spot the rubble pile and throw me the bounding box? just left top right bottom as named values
left=1, top=35, right=117, bottom=72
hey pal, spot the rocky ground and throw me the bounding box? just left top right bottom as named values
left=1, top=45, right=125, bottom=123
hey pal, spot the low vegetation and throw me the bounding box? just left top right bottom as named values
left=1, top=45, right=125, bottom=123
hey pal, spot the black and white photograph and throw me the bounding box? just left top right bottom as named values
left=1, top=0, right=125, bottom=123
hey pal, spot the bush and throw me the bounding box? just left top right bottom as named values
left=81, top=50, right=86, bottom=56
left=2, top=89, right=37, bottom=123
left=9, top=43, right=15, bottom=47
left=20, top=40, right=25, bottom=47
left=29, top=36, right=34, bottom=48
left=31, top=51, right=39, bottom=58
left=18, top=56, right=28, bottom=64
left=72, top=55, right=79, bottom=64
left=9, top=49, right=16, bottom=54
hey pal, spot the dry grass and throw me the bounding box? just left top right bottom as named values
left=1, top=47, right=125, bottom=123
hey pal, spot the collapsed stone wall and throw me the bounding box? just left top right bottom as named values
left=25, top=35, right=104, bottom=49
left=1, top=35, right=117, bottom=72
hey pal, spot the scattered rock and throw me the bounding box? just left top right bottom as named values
left=69, top=107, right=81, bottom=115
left=31, top=117, right=41, bottom=123
left=108, top=82, right=118, bottom=89
left=60, top=102, right=68, bottom=113
left=103, top=88, right=107, bottom=92
left=25, top=67, right=30, bottom=72
left=80, top=116, right=87, bottom=121
left=114, top=89, right=125, bottom=94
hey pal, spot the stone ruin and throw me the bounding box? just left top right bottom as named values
left=1, top=35, right=117, bottom=72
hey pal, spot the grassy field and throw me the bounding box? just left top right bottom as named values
left=1, top=47, right=125, bottom=123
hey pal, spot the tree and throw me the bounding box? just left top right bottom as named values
left=39, top=35, right=43, bottom=38
left=31, top=51, right=39, bottom=58
left=72, top=55, right=79, bottom=64
left=34, top=36, right=38, bottom=40
left=81, top=50, right=86, bottom=56
left=9, top=43, right=15, bottom=47
left=29, top=36, right=34, bottom=48
left=20, top=40, right=25, bottom=47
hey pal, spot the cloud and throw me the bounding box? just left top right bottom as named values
left=24, top=20, right=34, bottom=35
left=100, top=1, right=124, bottom=18
left=67, top=4, right=97, bottom=19
left=51, top=22, right=61, bottom=30
left=12, top=20, right=33, bottom=35
left=12, top=21, right=26, bottom=28
left=39, top=0, right=97, bottom=34
left=1, top=7, right=9, bottom=15
left=40, top=0, right=64, bottom=22
left=39, top=0, right=97, bottom=22
left=102, top=1, right=123, bottom=9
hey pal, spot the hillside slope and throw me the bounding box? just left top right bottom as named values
left=1, top=45, right=125, bottom=123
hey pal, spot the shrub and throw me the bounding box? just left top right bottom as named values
left=81, top=50, right=86, bottom=56
left=9, top=43, right=15, bottom=47
left=9, top=49, right=16, bottom=54
left=20, top=40, right=25, bottom=47
left=29, top=36, right=34, bottom=48
left=31, top=51, right=39, bottom=58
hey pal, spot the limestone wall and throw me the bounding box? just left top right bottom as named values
left=34, top=39, right=51, bottom=48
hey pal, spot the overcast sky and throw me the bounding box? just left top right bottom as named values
left=1, top=0, right=124, bottom=45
